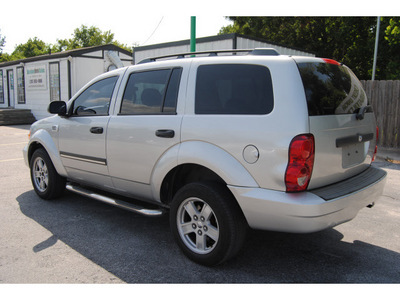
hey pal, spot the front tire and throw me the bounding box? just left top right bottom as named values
left=170, top=182, right=247, bottom=266
left=30, top=148, right=66, bottom=200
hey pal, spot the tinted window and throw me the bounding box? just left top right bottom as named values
left=120, top=68, right=182, bottom=114
left=72, top=76, right=118, bottom=116
left=297, top=62, right=368, bottom=115
left=164, top=68, right=182, bottom=113
left=195, top=64, right=274, bottom=115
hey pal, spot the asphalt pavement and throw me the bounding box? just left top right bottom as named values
left=1, top=124, right=399, bottom=285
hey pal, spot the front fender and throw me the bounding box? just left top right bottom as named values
left=28, top=128, right=68, bottom=177
left=150, top=141, right=258, bottom=202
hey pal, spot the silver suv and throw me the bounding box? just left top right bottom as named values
left=23, top=49, right=387, bottom=265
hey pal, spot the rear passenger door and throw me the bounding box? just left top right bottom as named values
left=107, top=67, right=184, bottom=195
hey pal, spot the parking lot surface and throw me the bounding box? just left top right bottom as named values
left=1, top=125, right=399, bottom=283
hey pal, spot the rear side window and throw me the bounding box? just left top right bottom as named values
left=195, top=64, right=274, bottom=115
left=120, top=68, right=182, bottom=115
left=297, top=62, right=368, bottom=116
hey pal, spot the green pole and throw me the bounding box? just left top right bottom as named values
left=190, top=16, right=196, bottom=54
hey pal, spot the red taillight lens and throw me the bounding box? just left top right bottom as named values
left=372, top=126, right=379, bottom=162
left=322, top=58, right=340, bottom=65
left=285, top=134, right=315, bottom=192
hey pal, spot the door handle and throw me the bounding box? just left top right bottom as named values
left=90, top=127, right=104, bottom=134
left=155, top=129, right=175, bottom=138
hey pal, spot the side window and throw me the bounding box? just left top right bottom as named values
left=120, top=68, right=182, bottom=115
left=72, top=76, right=118, bottom=116
left=195, top=64, right=274, bottom=115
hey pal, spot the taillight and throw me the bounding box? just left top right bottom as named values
left=285, top=134, right=315, bottom=192
left=372, top=126, right=379, bottom=162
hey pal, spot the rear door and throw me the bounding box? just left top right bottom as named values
left=295, top=58, right=377, bottom=189
left=106, top=65, right=185, bottom=196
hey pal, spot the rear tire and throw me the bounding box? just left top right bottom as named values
left=170, top=182, right=247, bottom=266
left=30, top=148, right=66, bottom=200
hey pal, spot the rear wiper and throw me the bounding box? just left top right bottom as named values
left=356, top=105, right=373, bottom=120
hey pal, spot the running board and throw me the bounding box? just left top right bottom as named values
left=66, top=184, right=164, bottom=216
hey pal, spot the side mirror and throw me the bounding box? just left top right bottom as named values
left=48, top=101, right=67, bottom=116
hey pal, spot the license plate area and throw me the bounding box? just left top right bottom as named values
left=342, top=142, right=367, bottom=168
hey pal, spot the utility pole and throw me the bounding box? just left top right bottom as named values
left=190, top=16, right=196, bottom=55
left=372, top=17, right=381, bottom=80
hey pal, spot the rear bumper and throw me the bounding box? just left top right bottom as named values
left=228, top=165, right=387, bottom=233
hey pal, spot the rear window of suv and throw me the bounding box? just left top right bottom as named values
left=195, top=64, right=274, bottom=115
left=297, top=61, right=368, bottom=116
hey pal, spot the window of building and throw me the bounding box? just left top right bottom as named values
left=72, top=76, right=118, bottom=116
left=16, top=67, right=25, bottom=104
left=195, top=64, right=274, bottom=115
left=120, top=68, right=182, bottom=115
left=0, top=70, right=4, bottom=104
left=49, top=62, right=61, bottom=102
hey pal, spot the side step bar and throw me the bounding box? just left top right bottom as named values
left=66, top=184, right=164, bottom=216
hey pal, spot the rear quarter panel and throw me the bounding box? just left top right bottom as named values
left=182, top=56, right=309, bottom=191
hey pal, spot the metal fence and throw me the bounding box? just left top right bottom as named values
left=361, top=80, right=400, bottom=148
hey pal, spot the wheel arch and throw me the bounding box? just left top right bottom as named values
left=159, top=163, right=226, bottom=205
left=28, top=129, right=67, bottom=177
left=151, top=141, right=259, bottom=205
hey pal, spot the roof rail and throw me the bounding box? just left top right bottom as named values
left=138, top=48, right=280, bottom=64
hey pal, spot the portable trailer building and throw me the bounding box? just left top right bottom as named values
left=0, top=44, right=132, bottom=120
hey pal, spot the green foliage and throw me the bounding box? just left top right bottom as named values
left=0, top=29, right=5, bottom=61
left=385, top=18, right=400, bottom=45
left=53, top=25, right=126, bottom=51
left=0, top=25, right=131, bottom=63
left=0, top=30, right=5, bottom=52
left=13, top=37, right=50, bottom=58
left=1, top=36, right=51, bottom=62
left=220, top=17, right=400, bottom=80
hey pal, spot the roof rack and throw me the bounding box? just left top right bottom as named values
left=138, top=48, right=280, bottom=64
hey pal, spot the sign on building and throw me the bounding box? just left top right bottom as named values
left=26, top=65, right=47, bottom=89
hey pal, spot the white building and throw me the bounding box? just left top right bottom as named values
left=0, top=45, right=132, bottom=120
left=133, top=33, right=315, bottom=64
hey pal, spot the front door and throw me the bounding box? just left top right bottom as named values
left=7, top=70, right=14, bottom=107
left=58, top=75, right=119, bottom=187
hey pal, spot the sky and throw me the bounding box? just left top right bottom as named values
left=1, top=1, right=235, bottom=54
left=1, top=1, right=396, bottom=55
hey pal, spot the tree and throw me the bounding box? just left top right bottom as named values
left=385, top=18, right=400, bottom=45
left=12, top=37, right=50, bottom=58
left=0, top=29, right=5, bottom=60
left=220, top=17, right=399, bottom=80
left=382, top=17, right=400, bottom=79
left=1, top=37, right=51, bottom=62
left=53, top=25, right=129, bottom=52
left=0, top=25, right=130, bottom=62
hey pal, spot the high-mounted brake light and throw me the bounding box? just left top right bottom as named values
left=322, top=58, right=340, bottom=65
left=285, top=134, right=315, bottom=192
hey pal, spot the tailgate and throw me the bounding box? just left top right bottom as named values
left=309, top=113, right=376, bottom=189
left=295, top=57, right=377, bottom=189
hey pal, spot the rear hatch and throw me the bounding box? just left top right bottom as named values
left=294, top=57, right=377, bottom=189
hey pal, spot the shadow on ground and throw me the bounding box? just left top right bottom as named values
left=16, top=190, right=400, bottom=283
